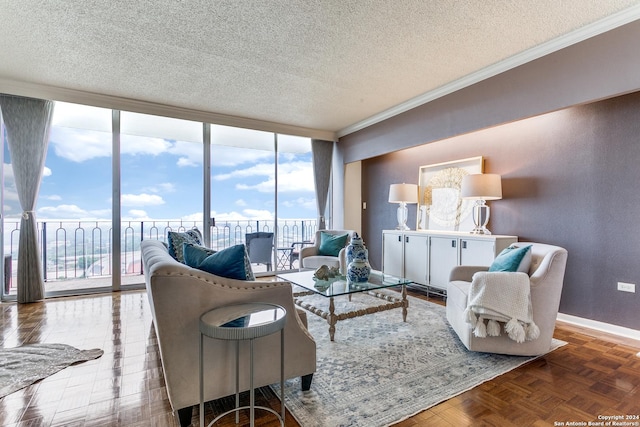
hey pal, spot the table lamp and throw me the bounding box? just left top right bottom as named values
left=460, top=174, right=502, bottom=235
left=388, top=183, right=418, bottom=230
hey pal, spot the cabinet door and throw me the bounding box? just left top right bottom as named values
left=404, top=234, right=428, bottom=284
left=428, top=236, right=458, bottom=290
left=460, top=239, right=495, bottom=266
left=382, top=232, right=404, bottom=277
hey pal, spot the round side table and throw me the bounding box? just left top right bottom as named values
left=199, top=303, right=286, bottom=427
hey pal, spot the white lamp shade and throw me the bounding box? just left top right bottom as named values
left=389, top=183, right=418, bottom=203
left=460, top=174, right=502, bottom=200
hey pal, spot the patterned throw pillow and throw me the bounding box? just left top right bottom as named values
left=183, top=243, right=254, bottom=281
left=167, top=229, right=202, bottom=263
left=243, top=245, right=256, bottom=281
left=318, top=232, right=349, bottom=257
left=489, top=244, right=532, bottom=273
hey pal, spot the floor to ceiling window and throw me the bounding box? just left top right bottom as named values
left=120, top=112, right=203, bottom=286
left=276, top=134, right=316, bottom=270
left=1, top=97, right=322, bottom=299
left=209, top=124, right=276, bottom=272
left=3, top=102, right=113, bottom=295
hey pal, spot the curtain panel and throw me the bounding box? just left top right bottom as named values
left=311, top=139, right=334, bottom=230
left=0, top=95, right=55, bottom=303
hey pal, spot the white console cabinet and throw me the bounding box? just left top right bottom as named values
left=382, top=230, right=517, bottom=292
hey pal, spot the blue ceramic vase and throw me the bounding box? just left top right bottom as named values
left=346, top=233, right=371, bottom=283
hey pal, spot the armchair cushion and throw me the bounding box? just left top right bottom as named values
left=489, top=244, right=532, bottom=273
left=318, top=232, right=349, bottom=257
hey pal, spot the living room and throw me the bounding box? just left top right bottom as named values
left=2, top=2, right=640, bottom=427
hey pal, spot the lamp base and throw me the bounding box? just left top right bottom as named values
left=395, top=202, right=409, bottom=230
left=469, top=226, right=492, bottom=235
left=471, top=201, right=492, bottom=235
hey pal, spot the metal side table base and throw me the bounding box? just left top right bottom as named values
left=199, top=303, right=286, bottom=427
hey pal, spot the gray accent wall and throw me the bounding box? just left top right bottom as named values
left=357, top=92, right=640, bottom=330
left=338, top=20, right=640, bottom=330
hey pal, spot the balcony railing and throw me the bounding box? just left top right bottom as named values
left=3, top=219, right=317, bottom=287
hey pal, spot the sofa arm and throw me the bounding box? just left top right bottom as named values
left=449, top=265, right=489, bottom=282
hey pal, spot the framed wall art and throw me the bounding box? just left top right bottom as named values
left=417, top=156, right=484, bottom=231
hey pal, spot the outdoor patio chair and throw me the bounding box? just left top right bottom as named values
left=245, top=232, right=274, bottom=271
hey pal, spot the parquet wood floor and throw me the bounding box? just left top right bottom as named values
left=1, top=289, right=638, bottom=426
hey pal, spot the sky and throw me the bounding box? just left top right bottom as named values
left=2, top=102, right=318, bottom=225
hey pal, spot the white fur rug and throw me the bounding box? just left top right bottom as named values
left=0, top=343, right=103, bottom=398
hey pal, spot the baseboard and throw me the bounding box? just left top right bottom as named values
left=557, top=312, right=640, bottom=342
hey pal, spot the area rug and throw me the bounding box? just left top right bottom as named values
left=0, top=343, right=103, bottom=398
left=274, top=292, right=565, bottom=427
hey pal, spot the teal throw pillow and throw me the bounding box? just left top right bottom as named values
left=318, top=232, right=349, bottom=257
left=489, top=244, right=532, bottom=273
left=167, top=229, right=202, bottom=263
left=182, top=243, right=217, bottom=266
left=183, top=243, right=252, bottom=281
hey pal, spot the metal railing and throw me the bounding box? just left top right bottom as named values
left=4, top=219, right=317, bottom=283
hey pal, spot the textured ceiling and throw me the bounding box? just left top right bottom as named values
left=1, top=1, right=640, bottom=136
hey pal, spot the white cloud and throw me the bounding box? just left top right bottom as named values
left=181, top=212, right=203, bottom=222
left=214, top=162, right=274, bottom=181
left=232, top=161, right=314, bottom=193
left=235, top=199, right=247, bottom=207
left=283, top=197, right=316, bottom=211
left=211, top=209, right=274, bottom=221
left=127, top=209, right=148, bottom=219
left=121, top=135, right=173, bottom=156
left=170, top=141, right=202, bottom=167
left=3, top=188, right=19, bottom=202
left=43, top=194, right=62, bottom=201
left=50, top=127, right=112, bottom=162
left=212, top=145, right=275, bottom=167
left=43, top=167, right=52, bottom=177
left=49, top=127, right=175, bottom=162
left=90, top=209, right=111, bottom=219
left=177, top=157, right=198, bottom=167
left=242, top=209, right=274, bottom=220
left=121, top=193, right=165, bottom=207
left=143, top=182, right=176, bottom=194
left=37, top=204, right=110, bottom=220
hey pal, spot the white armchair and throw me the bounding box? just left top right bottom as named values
left=446, top=242, right=568, bottom=356
left=299, top=230, right=354, bottom=273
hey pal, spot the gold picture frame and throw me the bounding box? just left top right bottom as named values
left=417, top=156, right=484, bottom=231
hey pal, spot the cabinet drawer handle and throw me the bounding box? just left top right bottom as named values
left=405, top=236, right=409, bottom=243
left=462, top=241, right=467, bottom=249
left=398, top=235, right=401, bottom=242
left=451, top=240, right=456, bottom=248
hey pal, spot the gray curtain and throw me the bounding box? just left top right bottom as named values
left=0, top=95, right=54, bottom=303
left=311, top=139, right=333, bottom=230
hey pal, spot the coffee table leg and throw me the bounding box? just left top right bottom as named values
left=329, top=297, right=336, bottom=341
left=402, top=285, right=408, bottom=322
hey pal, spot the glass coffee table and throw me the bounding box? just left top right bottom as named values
left=277, top=269, right=411, bottom=341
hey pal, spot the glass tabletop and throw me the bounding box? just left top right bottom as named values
left=277, top=269, right=411, bottom=297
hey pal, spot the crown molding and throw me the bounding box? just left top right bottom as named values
left=0, top=78, right=337, bottom=141
left=337, top=5, right=640, bottom=138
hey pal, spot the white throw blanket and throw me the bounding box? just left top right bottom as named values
left=463, top=272, right=539, bottom=343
